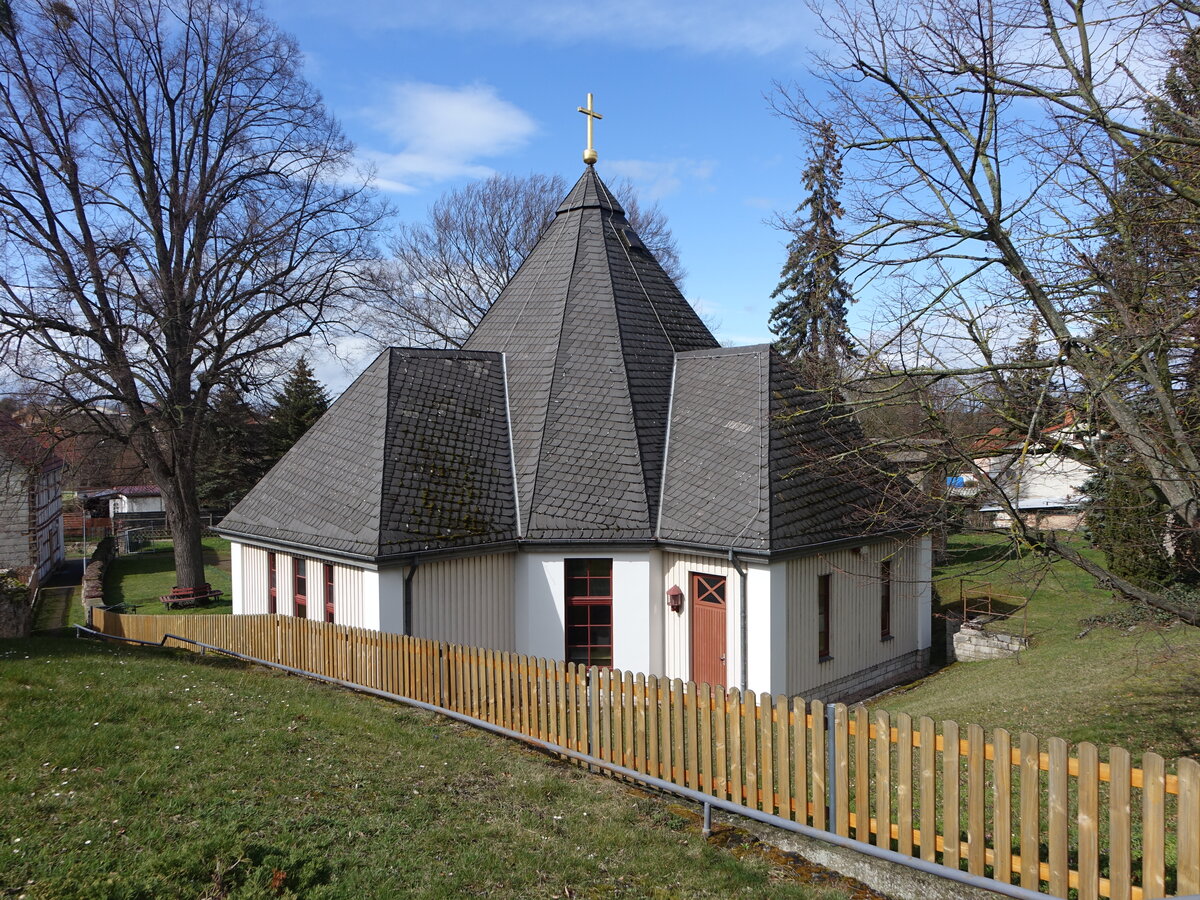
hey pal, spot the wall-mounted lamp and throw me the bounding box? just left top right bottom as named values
left=667, top=585, right=684, bottom=613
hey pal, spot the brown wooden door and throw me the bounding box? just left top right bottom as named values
left=690, top=572, right=727, bottom=688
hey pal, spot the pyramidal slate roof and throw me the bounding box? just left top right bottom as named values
left=463, top=167, right=719, bottom=541
left=219, top=349, right=517, bottom=559
left=220, top=168, right=909, bottom=561
left=659, top=346, right=899, bottom=552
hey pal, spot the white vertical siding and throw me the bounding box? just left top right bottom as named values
left=234, top=543, right=364, bottom=627
left=411, top=552, right=516, bottom=651
left=785, top=537, right=926, bottom=697
left=276, top=554, right=294, bottom=617
left=238, top=544, right=268, bottom=614
left=661, top=551, right=737, bottom=684
left=230, top=543, right=243, bottom=614
left=333, top=563, right=365, bottom=628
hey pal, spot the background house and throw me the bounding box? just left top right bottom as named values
left=84, top=485, right=165, bottom=531
left=217, top=168, right=933, bottom=703
left=0, top=414, right=65, bottom=584
left=970, top=417, right=1094, bottom=530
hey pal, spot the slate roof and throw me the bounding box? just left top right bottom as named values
left=658, top=346, right=908, bottom=552
left=220, top=168, right=909, bottom=561
left=219, top=349, right=516, bottom=559
left=464, top=167, right=718, bottom=541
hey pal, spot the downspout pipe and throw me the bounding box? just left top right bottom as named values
left=728, top=549, right=748, bottom=693
left=403, top=558, right=418, bottom=636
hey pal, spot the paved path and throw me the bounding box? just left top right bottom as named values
left=33, top=558, right=85, bottom=631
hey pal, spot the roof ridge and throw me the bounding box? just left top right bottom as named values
left=374, top=350, right=396, bottom=557
left=524, top=202, right=588, bottom=530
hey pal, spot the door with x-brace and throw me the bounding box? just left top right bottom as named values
left=690, top=572, right=727, bottom=687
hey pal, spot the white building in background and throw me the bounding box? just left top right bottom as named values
left=0, top=413, right=65, bottom=585
left=974, top=417, right=1095, bottom=530
left=217, top=167, right=933, bottom=703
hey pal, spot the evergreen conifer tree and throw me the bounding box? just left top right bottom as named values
left=197, top=387, right=267, bottom=511
left=1083, top=28, right=1200, bottom=588
left=769, top=121, right=856, bottom=378
left=265, top=357, right=330, bottom=465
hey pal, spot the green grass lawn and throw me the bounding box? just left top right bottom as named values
left=0, top=637, right=859, bottom=900
left=103, top=537, right=233, bottom=615
left=870, top=534, right=1200, bottom=762
left=32, top=583, right=86, bottom=631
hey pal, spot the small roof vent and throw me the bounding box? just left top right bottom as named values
left=620, top=227, right=646, bottom=251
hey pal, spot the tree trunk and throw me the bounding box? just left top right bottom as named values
left=1042, top=532, right=1200, bottom=627
left=160, top=475, right=206, bottom=592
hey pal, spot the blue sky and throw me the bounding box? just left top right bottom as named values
left=262, top=0, right=833, bottom=389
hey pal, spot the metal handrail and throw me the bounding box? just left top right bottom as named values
left=72, top=624, right=1200, bottom=900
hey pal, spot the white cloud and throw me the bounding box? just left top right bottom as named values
left=606, top=158, right=714, bottom=199
left=358, top=82, right=538, bottom=192
left=299, top=0, right=819, bottom=57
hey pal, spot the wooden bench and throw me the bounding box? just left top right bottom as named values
left=160, top=583, right=224, bottom=609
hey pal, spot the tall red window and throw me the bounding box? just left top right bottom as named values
left=267, top=551, right=277, bottom=614
left=565, top=558, right=613, bottom=667
left=293, top=557, right=307, bottom=618
left=880, top=561, right=893, bottom=639
left=323, top=563, right=335, bottom=624
left=818, top=574, right=832, bottom=659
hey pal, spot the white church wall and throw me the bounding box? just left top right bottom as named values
left=515, top=549, right=653, bottom=672
left=232, top=541, right=366, bottom=626
left=230, top=542, right=244, bottom=614
left=611, top=553, right=652, bottom=674
left=647, top=549, right=665, bottom=676
left=407, top=552, right=516, bottom=650
left=237, top=542, right=268, bottom=614
left=375, top=567, right=407, bottom=634
left=515, top=552, right=563, bottom=662
left=332, top=564, right=366, bottom=628
left=360, top=569, right=381, bottom=631
left=744, top=560, right=788, bottom=697
left=275, top=554, right=294, bottom=617
left=785, top=537, right=929, bottom=700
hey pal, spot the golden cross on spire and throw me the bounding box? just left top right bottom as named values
left=577, top=93, right=603, bottom=165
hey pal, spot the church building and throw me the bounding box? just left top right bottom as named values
left=217, top=138, right=932, bottom=702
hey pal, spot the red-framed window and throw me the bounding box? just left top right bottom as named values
left=293, top=557, right=307, bottom=618
left=565, top=558, right=613, bottom=667
left=880, top=560, right=893, bottom=639
left=267, top=551, right=277, bottom=614
left=818, top=574, right=831, bottom=660
left=323, top=563, right=335, bottom=624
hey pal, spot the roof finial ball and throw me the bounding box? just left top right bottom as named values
left=578, top=92, right=603, bottom=165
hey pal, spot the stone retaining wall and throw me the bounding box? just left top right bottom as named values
left=82, top=537, right=116, bottom=610
left=945, top=619, right=1028, bottom=661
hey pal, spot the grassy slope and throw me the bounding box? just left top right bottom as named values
left=870, top=535, right=1200, bottom=762
left=103, top=537, right=233, bottom=615
left=33, top=584, right=85, bottom=631
left=0, top=637, right=856, bottom=900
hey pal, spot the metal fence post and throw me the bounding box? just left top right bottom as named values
left=827, top=704, right=837, bottom=826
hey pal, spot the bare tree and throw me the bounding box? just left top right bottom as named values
left=0, top=0, right=384, bottom=590
left=777, top=0, right=1200, bottom=622
left=364, top=172, right=686, bottom=349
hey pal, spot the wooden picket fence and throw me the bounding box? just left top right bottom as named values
left=92, top=610, right=1200, bottom=899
